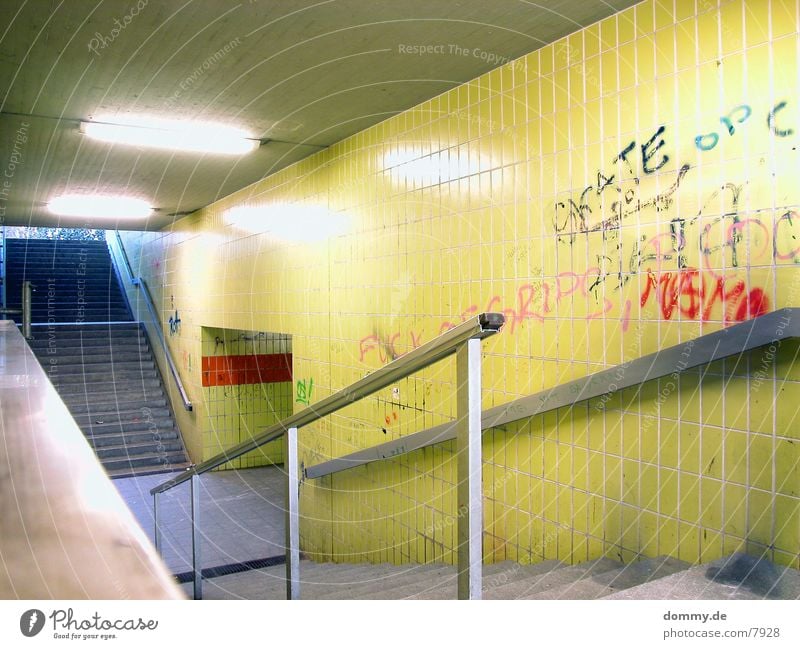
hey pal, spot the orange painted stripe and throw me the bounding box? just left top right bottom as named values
left=201, top=353, right=292, bottom=387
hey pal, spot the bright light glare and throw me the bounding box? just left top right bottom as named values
left=48, top=194, right=153, bottom=220
left=383, top=148, right=481, bottom=183
left=225, top=204, right=349, bottom=242
left=81, top=115, right=258, bottom=155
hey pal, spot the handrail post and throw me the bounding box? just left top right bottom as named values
left=456, top=337, right=482, bottom=600
left=285, top=426, right=300, bottom=599
left=153, top=492, right=162, bottom=556
left=190, top=473, right=202, bottom=600
left=21, top=280, right=32, bottom=339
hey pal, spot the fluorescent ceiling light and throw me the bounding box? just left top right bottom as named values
left=80, top=115, right=258, bottom=155
left=226, top=204, right=350, bottom=241
left=48, top=194, right=153, bottom=220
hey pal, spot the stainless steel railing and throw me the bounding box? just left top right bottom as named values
left=150, top=312, right=506, bottom=600
left=107, top=231, right=192, bottom=411
left=306, top=308, right=800, bottom=479
left=0, top=280, right=33, bottom=338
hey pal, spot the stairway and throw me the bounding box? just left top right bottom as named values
left=185, top=553, right=800, bottom=600
left=5, top=238, right=131, bottom=323
left=5, top=238, right=190, bottom=478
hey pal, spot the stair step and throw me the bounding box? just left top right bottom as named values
left=53, top=378, right=163, bottom=394
left=107, top=462, right=192, bottom=479
left=73, top=407, right=172, bottom=427
left=483, top=557, right=623, bottom=600
left=62, top=393, right=167, bottom=409
left=94, top=439, right=185, bottom=459
left=85, top=418, right=176, bottom=437
left=101, top=450, right=188, bottom=472
left=88, top=428, right=179, bottom=447
left=50, top=368, right=159, bottom=382
left=411, top=559, right=564, bottom=599
left=603, top=553, right=800, bottom=600
left=31, top=353, right=153, bottom=365
left=525, top=555, right=691, bottom=599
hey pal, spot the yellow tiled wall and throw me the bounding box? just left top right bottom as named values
left=122, top=0, right=800, bottom=569
left=201, top=327, right=291, bottom=468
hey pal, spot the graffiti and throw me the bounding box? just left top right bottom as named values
left=296, top=377, right=314, bottom=406
left=359, top=330, right=424, bottom=363
left=615, top=124, right=670, bottom=174
left=553, top=123, right=689, bottom=242
left=695, top=101, right=793, bottom=151
left=768, top=100, right=794, bottom=138
left=774, top=210, right=800, bottom=262
left=639, top=267, right=768, bottom=323
left=695, top=104, right=752, bottom=151
left=168, top=309, right=181, bottom=335
left=384, top=411, right=399, bottom=426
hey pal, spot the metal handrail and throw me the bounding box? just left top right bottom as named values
left=150, top=312, right=505, bottom=601
left=108, top=231, right=192, bottom=411
left=306, top=307, right=800, bottom=479
left=151, top=312, right=504, bottom=494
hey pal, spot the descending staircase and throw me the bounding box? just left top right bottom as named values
left=188, top=553, right=800, bottom=600
left=5, top=238, right=189, bottom=478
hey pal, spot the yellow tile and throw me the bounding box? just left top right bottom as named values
left=748, top=489, right=773, bottom=545
left=749, top=434, right=774, bottom=492
left=774, top=494, right=800, bottom=554
left=636, top=1, right=656, bottom=36
left=775, top=438, right=799, bottom=497
left=744, top=0, right=770, bottom=47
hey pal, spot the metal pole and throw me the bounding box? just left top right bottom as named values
left=285, top=426, right=300, bottom=599
left=21, top=280, right=32, bottom=339
left=190, top=473, right=202, bottom=600
left=456, top=338, right=482, bottom=600
left=1, top=225, right=6, bottom=311
left=153, top=492, right=162, bottom=556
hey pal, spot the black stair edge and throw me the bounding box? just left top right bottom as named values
left=173, top=555, right=287, bottom=584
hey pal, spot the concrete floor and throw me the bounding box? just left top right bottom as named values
left=113, top=465, right=286, bottom=576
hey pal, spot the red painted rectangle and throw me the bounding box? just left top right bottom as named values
left=201, top=353, right=292, bottom=387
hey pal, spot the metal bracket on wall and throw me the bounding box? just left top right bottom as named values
left=305, top=308, right=800, bottom=479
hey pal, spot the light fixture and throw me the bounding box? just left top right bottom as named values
left=225, top=204, right=350, bottom=242
left=80, top=115, right=259, bottom=155
left=48, top=194, right=153, bottom=220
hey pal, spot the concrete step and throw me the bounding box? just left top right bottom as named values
left=352, top=564, right=457, bottom=599
left=88, top=428, right=180, bottom=449
left=43, top=359, right=155, bottom=372
left=71, top=405, right=171, bottom=425
left=411, top=559, right=564, bottom=599
left=84, top=417, right=176, bottom=437
left=30, top=352, right=153, bottom=365
left=50, top=367, right=159, bottom=382
left=107, top=461, right=192, bottom=480
left=603, top=553, right=800, bottom=600
left=94, top=439, right=185, bottom=459
left=62, top=392, right=167, bottom=410
left=102, top=450, right=188, bottom=472
left=28, top=322, right=142, bottom=331
left=28, top=343, right=150, bottom=355
left=228, top=562, right=419, bottom=600
left=53, top=378, right=162, bottom=394
left=310, top=563, right=453, bottom=600
left=525, top=555, right=691, bottom=599
left=483, top=557, right=623, bottom=600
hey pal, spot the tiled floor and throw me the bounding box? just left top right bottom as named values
left=113, top=465, right=286, bottom=575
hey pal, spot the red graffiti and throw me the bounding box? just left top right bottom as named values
left=640, top=267, right=768, bottom=323
left=359, top=330, right=424, bottom=363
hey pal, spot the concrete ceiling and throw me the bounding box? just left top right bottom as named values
left=0, top=0, right=637, bottom=231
